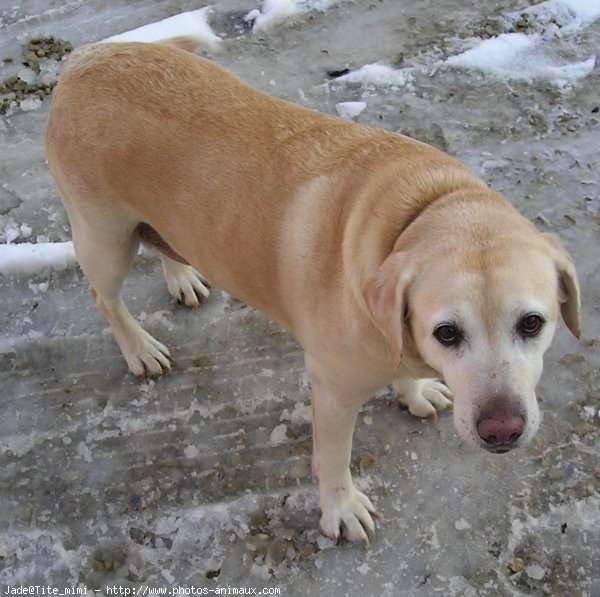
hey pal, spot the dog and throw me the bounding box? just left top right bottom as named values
left=46, top=41, right=580, bottom=546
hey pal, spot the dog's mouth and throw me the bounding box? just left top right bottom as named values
left=479, top=432, right=524, bottom=454
left=482, top=443, right=514, bottom=455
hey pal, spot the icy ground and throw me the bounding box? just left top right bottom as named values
left=1, top=0, right=599, bottom=595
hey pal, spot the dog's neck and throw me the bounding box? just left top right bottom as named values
left=343, top=164, right=490, bottom=291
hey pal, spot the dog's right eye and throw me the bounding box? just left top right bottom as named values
left=433, top=323, right=462, bottom=347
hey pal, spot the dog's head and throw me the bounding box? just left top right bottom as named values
left=364, top=197, right=581, bottom=453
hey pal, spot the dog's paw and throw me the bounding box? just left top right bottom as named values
left=319, top=486, right=379, bottom=547
left=394, top=378, right=453, bottom=421
left=164, top=264, right=210, bottom=308
left=119, top=328, right=172, bottom=378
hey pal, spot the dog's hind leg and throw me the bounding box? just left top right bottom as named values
left=160, top=256, right=210, bottom=308
left=67, top=207, right=172, bottom=377
left=137, top=223, right=210, bottom=308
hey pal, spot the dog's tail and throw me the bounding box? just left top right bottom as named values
left=102, top=6, right=222, bottom=53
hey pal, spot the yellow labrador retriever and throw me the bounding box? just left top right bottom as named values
left=46, top=42, right=580, bottom=546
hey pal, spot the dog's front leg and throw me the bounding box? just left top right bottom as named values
left=393, top=376, right=453, bottom=420
left=306, top=355, right=378, bottom=546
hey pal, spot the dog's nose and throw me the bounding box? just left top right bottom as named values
left=477, top=409, right=525, bottom=453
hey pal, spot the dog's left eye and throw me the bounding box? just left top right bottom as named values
left=517, top=313, right=545, bottom=338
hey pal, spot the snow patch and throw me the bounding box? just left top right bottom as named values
left=250, top=0, right=297, bottom=31
left=0, top=434, right=35, bottom=458
left=103, top=6, right=222, bottom=52
left=0, top=241, right=76, bottom=276
left=316, top=534, right=335, bottom=550
left=336, top=63, right=414, bottom=88
left=515, top=0, right=600, bottom=34
left=3, top=221, right=33, bottom=244
left=503, top=495, right=600, bottom=576
left=183, top=445, right=200, bottom=459
left=335, top=101, right=366, bottom=119
left=443, top=1, right=598, bottom=87
left=446, top=33, right=537, bottom=71
left=184, top=496, right=255, bottom=544
left=448, top=576, right=477, bottom=596
left=284, top=487, right=318, bottom=513
left=139, top=310, right=175, bottom=332
left=526, top=564, right=546, bottom=580
left=558, top=0, right=600, bottom=22
left=17, top=67, right=37, bottom=85
left=290, top=401, right=311, bottom=425
left=28, top=280, right=49, bottom=294
left=444, top=33, right=596, bottom=86
left=281, top=401, right=311, bottom=425
left=0, top=529, right=82, bottom=584
left=248, top=0, right=341, bottom=32
left=338, top=2, right=598, bottom=91
left=76, top=441, right=93, bottom=463
left=269, top=423, right=288, bottom=444
left=20, top=97, right=42, bottom=112
left=454, top=518, right=471, bottom=531
left=161, top=569, right=175, bottom=584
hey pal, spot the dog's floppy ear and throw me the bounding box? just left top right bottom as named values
left=363, top=252, right=413, bottom=370
left=544, top=233, right=581, bottom=339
